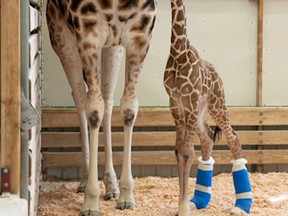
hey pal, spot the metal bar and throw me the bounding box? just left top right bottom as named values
left=20, top=0, right=30, bottom=201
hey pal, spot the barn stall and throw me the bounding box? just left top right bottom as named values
left=41, top=0, right=288, bottom=174
left=38, top=0, right=288, bottom=215
left=1, top=0, right=288, bottom=216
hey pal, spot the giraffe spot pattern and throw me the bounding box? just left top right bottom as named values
left=118, top=0, right=140, bottom=11
left=99, top=0, right=112, bottom=9
left=70, top=0, right=83, bottom=12
left=83, top=20, right=97, bottom=31
left=81, top=2, right=97, bottom=15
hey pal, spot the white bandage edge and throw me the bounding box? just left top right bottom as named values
left=232, top=158, right=248, bottom=172
left=198, top=157, right=215, bottom=171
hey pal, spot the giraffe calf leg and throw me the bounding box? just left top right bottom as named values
left=231, top=158, right=252, bottom=215
left=176, top=146, right=195, bottom=216
left=190, top=156, right=214, bottom=210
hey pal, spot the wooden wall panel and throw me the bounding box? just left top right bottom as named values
left=42, top=107, right=288, bottom=128
left=41, top=107, right=288, bottom=172
left=41, top=150, right=288, bottom=168
left=41, top=130, right=288, bottom=148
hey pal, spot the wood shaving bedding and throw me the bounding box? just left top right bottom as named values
left=37, top=173, right=288, bottom=216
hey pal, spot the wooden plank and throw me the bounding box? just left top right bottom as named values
left=42, top=107, right=288, bottom=128
left=260, top=108, right=288, bottom=126
left=260, top=131, right=288, bottom=144
left=42, top=150, right=288, bottom=168
left=29, top=5, right=40, bottom=33
left=42, top=130, right=282, bottom=148
left=0, top=0, right=21, bottom=195
left=260, top=150, right=288, bottom=164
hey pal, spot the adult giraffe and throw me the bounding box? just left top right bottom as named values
left=163, top=0, right=252, bottom=215
left=46, top=0, right=156, bottom=215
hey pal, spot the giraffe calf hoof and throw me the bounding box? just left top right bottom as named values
left=230, top=207, right=247, bottom=216
left=116, top=201, right=137, bottom=210
left=104, top=192, right=119, bottom=201
left=79, top=210, right=101, bottom=216
left=189, top=201, right=197, bottom=210
left=77, top=185, right=86, bottom=193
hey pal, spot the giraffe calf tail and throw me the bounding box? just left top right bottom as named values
left=83, top=69, right=87, bottom=84
left=213, top=126, right=222, bottom=143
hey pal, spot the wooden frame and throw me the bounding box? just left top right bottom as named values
left=0, top=0, right=21, bottom=195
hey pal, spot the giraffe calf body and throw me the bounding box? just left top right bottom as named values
left=46, top=0, right=156, bottom=215
left=165, top=1, right=252, bottom=215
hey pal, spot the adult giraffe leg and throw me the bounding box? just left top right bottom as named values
left=75, top=35, right=105, bottom=216
left=101, top=46, right=124, bottom=200
left=208, top=104, right=252, bottom=215
left=116, top=37, right=151, bottom=210
left=46, top=1, right=89, bottom=194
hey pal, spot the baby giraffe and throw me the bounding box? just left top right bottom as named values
left=164, top=0, right=252, bottom=215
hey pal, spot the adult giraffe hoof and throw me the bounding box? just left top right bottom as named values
left=79, top=210, right=101, bottom=216
left=116, top=201, right=137, bottom=210
left=104, top=191, right=119, bottom=201
left=77, top=180, right=87, bottom=193
left=103, top=172, right=119, bottom=200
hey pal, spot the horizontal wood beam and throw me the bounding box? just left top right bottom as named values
left=41, top=130, right=288, bottom=148
left=42, top=150, right=288, bottom=168
left=42, top=107, right=288, bottom=128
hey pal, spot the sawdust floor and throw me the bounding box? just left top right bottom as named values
left=37, top=172, right=288, bottom=216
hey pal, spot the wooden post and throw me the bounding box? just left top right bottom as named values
left=0, top=0, right=21, bottom=195
left=256, top=0, right=264, bottom=172
left=257, top=0, right=264, bottom=106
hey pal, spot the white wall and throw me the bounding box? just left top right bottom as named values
left=263, top=0, right=288, bottom=106
left=42, top=0, right=287, bottom=107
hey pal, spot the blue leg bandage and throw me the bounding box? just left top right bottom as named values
left=190, top=157, right=214, bottom=209
left=232, top=158, right=253, bottom=213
